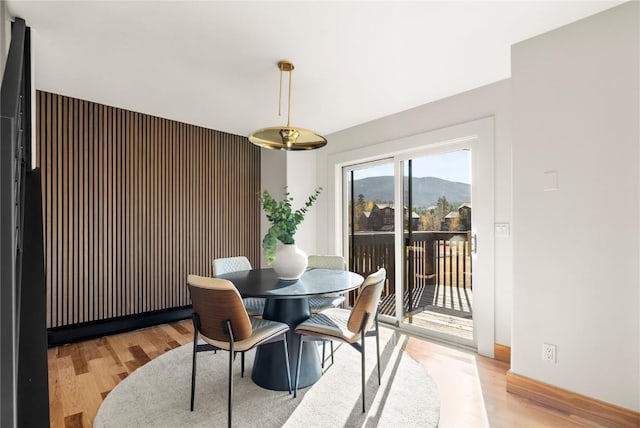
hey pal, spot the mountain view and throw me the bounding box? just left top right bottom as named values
left=353, top=176, right=470, bottom=207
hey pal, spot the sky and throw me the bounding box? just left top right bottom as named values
left=352, top=149, right=471, bottom=184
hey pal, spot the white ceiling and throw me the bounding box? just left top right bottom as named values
left=7, top=1, right=622, bottom=138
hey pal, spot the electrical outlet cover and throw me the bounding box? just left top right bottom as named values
left=542, top=343, right=556, bottom=363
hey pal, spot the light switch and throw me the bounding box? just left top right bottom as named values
left=543, top=170, right=558, bottom=191
left=495, top=223, right=510, bottom=237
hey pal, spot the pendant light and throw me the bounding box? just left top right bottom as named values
left=249, top=60, right=327, bottom=151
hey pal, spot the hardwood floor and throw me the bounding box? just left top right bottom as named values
left=49, top=320, right=599, bottom=428
left=48, top=320, right=194, bottom=428
left=403, top=338, right=604, bottom=428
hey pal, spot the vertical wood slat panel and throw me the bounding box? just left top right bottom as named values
left=64, top=95, right=70, bottom=326
left=36, top=91, right=261, bottom=328
left=56, top=95, right=62, bottom=326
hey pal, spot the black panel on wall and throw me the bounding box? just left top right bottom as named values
left=17, top=169, right=49, bottom=427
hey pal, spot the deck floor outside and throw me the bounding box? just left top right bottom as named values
left=380, top=283, right=473, bottom=340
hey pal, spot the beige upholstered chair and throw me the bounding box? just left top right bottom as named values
left=213, top=256, right=265, bottom=317
left=187, top=275, right=292, bottom=428
left=293, top=268, right=386, bottom=412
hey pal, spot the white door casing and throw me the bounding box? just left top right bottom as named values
left=329, top=117, right=495, bottom=356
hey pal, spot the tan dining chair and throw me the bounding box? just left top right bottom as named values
left=187, top=274, right=292, bottom=428
left=213, top=256, right=265, bottom=317
left=293, top=268, right=386, bottom=412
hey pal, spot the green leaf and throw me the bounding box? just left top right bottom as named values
left=260, top=187, right=322, bottom=263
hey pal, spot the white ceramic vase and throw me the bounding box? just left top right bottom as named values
left=272, top=243, right=308, bottom=280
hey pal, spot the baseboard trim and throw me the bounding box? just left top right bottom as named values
left=506, top=371, right=640, bottom=428
left=494, top=344, right=511, bottom=364
left=47, top=306, right=193, bottom=347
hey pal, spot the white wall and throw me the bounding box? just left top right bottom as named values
left=259, top=149, right=319, bottom=267
left=259, top=148, right=286, bottom=267
left=511, top=1, right=639, bottom=411
left=285, top=150, right=318, bottom=258
left=315, top=80, right=513, bottom=346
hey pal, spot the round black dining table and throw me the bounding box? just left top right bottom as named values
left=216, top=268, right=364, bottom=391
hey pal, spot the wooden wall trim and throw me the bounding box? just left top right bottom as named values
left=36, top=91, right=261, bottom=330
left=506, top=371, right=640, bottom=428
left=494, top=344, right=511, bottom=365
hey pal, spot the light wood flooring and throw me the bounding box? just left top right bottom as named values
left=49, top=320, right=601, bottom=428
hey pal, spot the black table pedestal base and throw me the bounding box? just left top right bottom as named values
left=252, top=297, right=321, bottom=391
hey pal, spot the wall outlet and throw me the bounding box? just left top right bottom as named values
left=542, top=343, right=556, bottom=363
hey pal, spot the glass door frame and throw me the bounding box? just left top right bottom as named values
left=392, top=141, right=476, bottom=349
left=341, top=158, right=398, bottom=326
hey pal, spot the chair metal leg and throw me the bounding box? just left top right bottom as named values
left=359, top=312, right=370, bottom=413
left=282, top=334, right=292, bottom=394
left=241, top=352, right=245, bottom=378
left=321, top=341, right=326, bottom=369
left=225, top=320, right=235, bottom=428
left=294, top=334, right=303, bottom=398
left=361, top=331, right=366, bottom=413
left=228, top=349, right=233, bottom=428
left=375, top=313, right=381, bottom=385
left=330, top=341, right=334, bottom=365
left=190, top=322, right=198, bottom=411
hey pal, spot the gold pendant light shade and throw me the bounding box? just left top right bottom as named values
left=249, top=126, right=326, bottom=150
left=249, top=60, right=327, bottom=151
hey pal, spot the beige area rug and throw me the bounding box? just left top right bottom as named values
left=93, top=333, right=439, bottom=427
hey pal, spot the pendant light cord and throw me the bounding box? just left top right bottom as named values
left=277, top=61, right=294, bottom=127
left=287, top=68, right=292, bottom=127
left=278, top=68, right=283, bottom=117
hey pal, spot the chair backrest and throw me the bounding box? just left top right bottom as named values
left=347, top=268, right=386, bottom=334
left=212, top=256, right=252, bottom=276
left=307, top=255, right=346, bottom=271
left=187, top=274, right=252, bottom=342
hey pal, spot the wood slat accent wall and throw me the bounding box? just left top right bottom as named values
left=35, top=91, right=261, bottom=329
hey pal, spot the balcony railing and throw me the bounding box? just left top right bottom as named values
left=349, top=231, right=472, bottom=315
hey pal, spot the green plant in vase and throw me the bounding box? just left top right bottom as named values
left=260, top=187, right=322, bottom=264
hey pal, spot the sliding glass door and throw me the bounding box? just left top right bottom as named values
left=344, top=145, right=477, bottom=347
